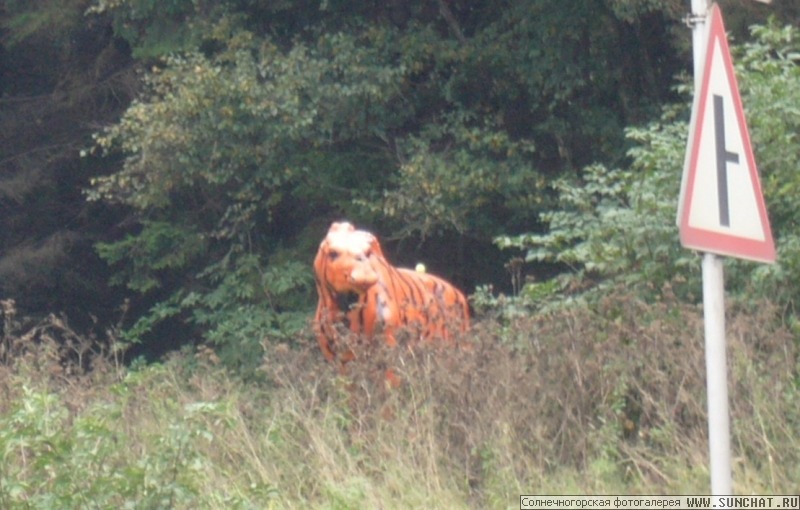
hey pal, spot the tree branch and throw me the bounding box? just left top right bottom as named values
left=437, top=0, right=467, bottom=44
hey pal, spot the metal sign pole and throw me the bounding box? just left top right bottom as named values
left=690, top=0, right=709, bottom=87
left=690, top=0, right=733, bottom=495
left=702, top=253, right=733, bottom=494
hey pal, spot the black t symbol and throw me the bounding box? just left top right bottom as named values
left=714, top=94, right=739, bottom=227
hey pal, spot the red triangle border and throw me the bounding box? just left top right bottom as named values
left=678, top=3, right=775, bottom=263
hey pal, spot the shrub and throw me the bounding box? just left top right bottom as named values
left=497, top=20, right=800, bottom=310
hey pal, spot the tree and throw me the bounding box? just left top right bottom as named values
left=84, top=1, right=694, bottom=363
left=498, top=20, right=800, bottom=312
left=3, top=0, right=796, bottom=363
left=0, top=0, right=135, bottom=320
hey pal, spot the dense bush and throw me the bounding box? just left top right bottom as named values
left=77, top=1, right=693, bottom=358
left=498, top=21, right=800, bottom=312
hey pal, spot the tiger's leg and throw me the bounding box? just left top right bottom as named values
left=315, top=308, right=337, bottom=362
left=315, top=308, right=357, bottom=365
left=318, top=335, right=336, bottom=362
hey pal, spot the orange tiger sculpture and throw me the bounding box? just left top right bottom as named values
left=313, top=221, right=469, bottom=363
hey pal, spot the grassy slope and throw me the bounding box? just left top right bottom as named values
left=1, top=289, right=798, bottom=509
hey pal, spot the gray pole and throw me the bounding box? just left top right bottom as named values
left=691, top=0, right=734, bottom=495
left=702, top=252, right=732, bottom=494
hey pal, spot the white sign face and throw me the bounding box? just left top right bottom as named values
left=678, top=3, right=775, bottom=263
left=687, top=41, right=764, bottom=240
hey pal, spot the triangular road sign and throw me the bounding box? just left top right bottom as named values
left=678, top=3, right=775, bottom=263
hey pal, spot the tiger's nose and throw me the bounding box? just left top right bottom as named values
left=349, top=266, right=378, bottom=288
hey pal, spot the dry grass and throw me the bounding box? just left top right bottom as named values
left=0, top=288, right=798, bottom=508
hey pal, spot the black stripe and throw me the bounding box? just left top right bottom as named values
left=375, top=259, right=409, bottom=307
left=358, top=293, right=371, bottom=333
left=384, top=262, right=423, bottom=307
left=396, top=271, right=426, bottom=306
left=386, top=272, right=421, bottom=326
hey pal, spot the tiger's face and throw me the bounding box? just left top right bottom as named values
left=314, top=222, right=382, bottom=295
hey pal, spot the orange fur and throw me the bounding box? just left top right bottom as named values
left=313, top=222, right=469, bottom=364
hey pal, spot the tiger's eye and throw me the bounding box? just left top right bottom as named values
left=328, top=250, right=340, bottom=261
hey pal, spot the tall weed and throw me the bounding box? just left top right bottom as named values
left=0, top=289, right=797, bottom=508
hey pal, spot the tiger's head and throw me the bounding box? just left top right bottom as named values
left=314, top=222, right=384, bottom=295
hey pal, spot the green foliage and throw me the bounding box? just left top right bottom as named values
left=120, top=256, right=312, bottom=373
left=496, top=105, right=699, bottom=301
left=187, top=256, right=312, bottom=371
left=2, top=0, right=85, bottom=47
left=461, top=1, right=678, bottom=162
left=499, top=21, right=800, bottom=307
left=2, top=289, right=798, bottom=507
left=84, top=1, right=693, bottom=359
left=96, top=220, right=207, bottom=293
left=88, top=0, right=208, bottom=58
left=605, top=0, right=683, bottom=23
left=87, top=31, right=403, bottom=355
left=87, top=28, right=409, bottom=218
left=374, top=112, right=544, bottom=238
left=733, top=21, right=800, bottom=308
left=0, top=365, right=279, bottom=508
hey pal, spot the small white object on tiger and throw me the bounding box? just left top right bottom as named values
left=415, top=263, right=426, bottom=273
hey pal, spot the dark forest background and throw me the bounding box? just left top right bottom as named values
left=2, top=0, right=798, bottom=365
